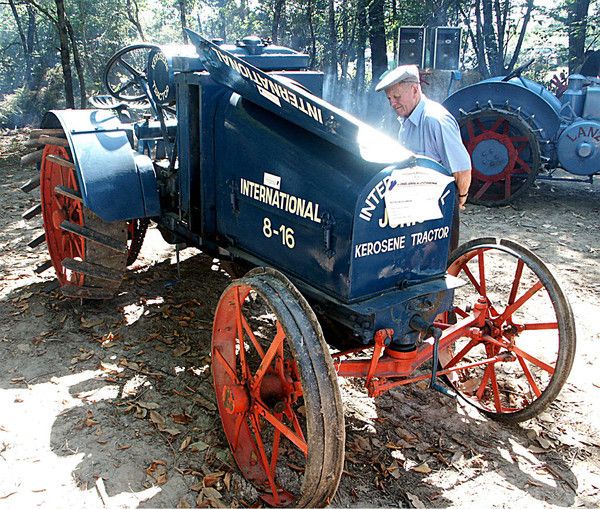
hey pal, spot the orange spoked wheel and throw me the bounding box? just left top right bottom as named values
left=439, top=238, right=575, bottom=422
left=36, top=131, right=129, bottom=299
left=212, top=268, right=344, bottom=507
left=40, top=145, right=86, bottom=287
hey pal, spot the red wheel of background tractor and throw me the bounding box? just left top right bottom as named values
left=460, top=108, right=541, bottom=207
left=212, top=269, right=344, bottom=507
left=439, top=238, right=575, bottom=422
left=32, top=130, right=130, bottom=299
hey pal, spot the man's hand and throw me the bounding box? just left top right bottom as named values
left=454, top=169, right=471, bottom=210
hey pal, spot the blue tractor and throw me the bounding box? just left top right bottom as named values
left=444, top=58, right=600, bottom=206
left=20, top=33, right=576, bottom=506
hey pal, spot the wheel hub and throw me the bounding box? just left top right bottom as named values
left=469, top=131, right=517, bottom=179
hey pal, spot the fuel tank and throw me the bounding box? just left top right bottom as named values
left=213, top=97, right=456, bottom=303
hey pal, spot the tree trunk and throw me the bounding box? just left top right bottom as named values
left=567, top=0, right=591, bottom=72
left=481, top=0, right=501, bottom=74
left=66, top=19, right=86, bottom=108
left=126, top=0, right=145, bottom=41
left=324, top=0, right=338, bottom=96
left=354, top=0, right=367, bottom=94
left=506, top=0, right=534, bottom=71
left=8, top=0, right=34, bottom=87
left=54, top=0, right=75, bottom=108
left=306, top=0, right=317, bottom=67
left=272, top=0, right=285, bottom=44
left=368, top=0, right=387, bottom=85
left=178, top=0, right=188, bottom=44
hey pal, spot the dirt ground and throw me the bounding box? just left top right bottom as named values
left=1, top=130, right=599, bottom=509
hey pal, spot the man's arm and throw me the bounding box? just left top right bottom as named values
left=453, top=169, right=471, bottom=210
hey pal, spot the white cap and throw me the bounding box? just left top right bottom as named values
left=375, top=64, right=420, bottom=92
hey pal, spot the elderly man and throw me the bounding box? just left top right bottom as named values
left=376, top=65, right=471, bottom=213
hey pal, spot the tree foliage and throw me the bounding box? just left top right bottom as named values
left=0, top=0, right=596, bottom=127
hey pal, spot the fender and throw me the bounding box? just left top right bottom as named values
left=41, top=109, right=161, bottom=222
left=443, top=80, right=562, bottom=142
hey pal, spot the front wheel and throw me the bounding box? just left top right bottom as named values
left=439, top=238, right=576, bottom=422
left=211, top=268, right=345, bottom=507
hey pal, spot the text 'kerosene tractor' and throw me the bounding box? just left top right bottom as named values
left=19, top=31, right=576, bottom=506
left=444, top=58, right=600, bottom=206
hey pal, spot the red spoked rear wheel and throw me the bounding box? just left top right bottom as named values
left=37, top=131, right=129, bottom=299
left=212, top=269, right=344, bottom=507
left=460, top=108, right=541, bottom=206
left=40, top=145, right=85, bottom=286
left=439, top=238, right=575, bottom=422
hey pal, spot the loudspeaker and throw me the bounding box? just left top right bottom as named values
left=433, top=27, right=461, bottom=70
left=398, top=27, right=425, bottom=67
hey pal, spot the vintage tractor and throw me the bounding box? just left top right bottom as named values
left=19, top=32, right=576, bottom=506
left=444, top=58, right=600, bottom=206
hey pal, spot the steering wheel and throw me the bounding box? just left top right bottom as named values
left=502, top=58, right=535, bottom=82
left=103, top=44, right=159, bottom=102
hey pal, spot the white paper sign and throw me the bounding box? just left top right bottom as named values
left=384, top=167, right=454, bottom=228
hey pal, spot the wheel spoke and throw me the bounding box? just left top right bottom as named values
left=474, top=180, right=493, bottom=200
left=485, top=336, right=555, bottom=374
left=444, top=339, right=479, bottom=370
left=474, top=118, right=486, bottom=132
left=466, top=119, right=475, bottom=140
left=490, top=116, right=504, bottom=132
left=234, top=287, right=250, bottom=380
left=521, top=322, right=558, bottom=330
left=517, top=355, right=542, bottom=398
left=462, top=264, right=484, bottom=296
left=241, top=314, right=265, bottom=358
left=477, top=249, right=486, bottom=296
left=113, top=79, right=137, bottom=96
left=499, top=280, right=543, bottom=322
left=249, top=413, right=281, bottom=506
left=488, top=364, right=503, bottom=413
left=508, top=259, right=524, bottom=305
left=252, top=322, right=286, bottom=388
left=269, top=428, right=282, bottom=476
left=258, top=403, right=308, bottom=455
left=504, top=174, right=512, bottom=200
left=116, top=57, right=144, bottom=79
left=515, top=156, right=531, bottom=173
left=213, top=347, right=241, bottom=384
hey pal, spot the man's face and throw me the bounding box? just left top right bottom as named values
left=385, top=82, right=420, bottom=118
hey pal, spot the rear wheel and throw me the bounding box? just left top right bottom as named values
left=212, top=268, right=344, bottom=507
left=23, top=128, right=129, bottom=299
left=439, top=238, right=576, bottom=422
left=460, top=108, right=541, bottom=206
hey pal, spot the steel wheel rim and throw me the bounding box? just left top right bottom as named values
left=40, top=145, right=85, bottom=286
left=212, top=282, right=310, bottom=506
left=441, top=241, right=573, bottom=420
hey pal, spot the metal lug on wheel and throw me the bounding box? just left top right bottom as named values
left=21, top=175, right=41, bottom=193
left=21, top=150, right=43, bottom=167
left=35, top=260, right=53, bottom=274
left=22, top=203, right=42, bottom=220
left=28, top=232, right=46, bottom=249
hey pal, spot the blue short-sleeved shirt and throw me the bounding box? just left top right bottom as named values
left=397, top=95, right=471, bottom=174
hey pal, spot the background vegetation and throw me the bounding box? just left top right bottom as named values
left=0, top=0, right=598, bottom=127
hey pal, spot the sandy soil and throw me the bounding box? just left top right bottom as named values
left=1, top=130, right=599, bottom=508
